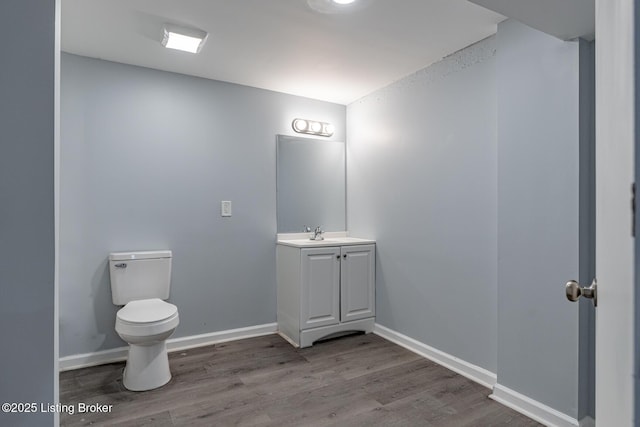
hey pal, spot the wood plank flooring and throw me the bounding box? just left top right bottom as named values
left=59, top=333, right=540, bottom=426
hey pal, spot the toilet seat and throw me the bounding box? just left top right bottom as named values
left=117, top=298, right=178, bottom=324
left=115, top=298, right=179, bottom=338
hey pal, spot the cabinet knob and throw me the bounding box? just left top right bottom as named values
left=343, top=254, right=347, bottom=258
left=336, top=255, right=340, bottom=259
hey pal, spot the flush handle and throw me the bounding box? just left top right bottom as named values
left=114, top=263, right=127, bottom=268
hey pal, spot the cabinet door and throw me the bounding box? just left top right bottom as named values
left=300, top=247, right=341, bottom=330
left=341, top=244, right=375, bottom=322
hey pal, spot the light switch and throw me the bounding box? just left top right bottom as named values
left=221, top=200, right=232, bottom=217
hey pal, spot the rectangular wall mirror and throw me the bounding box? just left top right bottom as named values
left=276, top=135, right=346, bottom=233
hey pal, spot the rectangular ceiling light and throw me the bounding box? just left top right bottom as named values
left=162, top=24, right=208, bottom=54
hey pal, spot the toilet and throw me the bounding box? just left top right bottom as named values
left=109, top=250, right=180, bottom=391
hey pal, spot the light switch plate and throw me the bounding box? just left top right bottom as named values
left=221, top=200, right=232, bottom=217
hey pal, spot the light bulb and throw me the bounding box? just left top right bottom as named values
left=293, top=119, right=308, bottom=132
left=309, top=121, right=322, bottom=133
left=323, top=124, right=335, bottom=136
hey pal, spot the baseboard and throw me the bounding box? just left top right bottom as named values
left=59, top=323, right=278, bottom=371
left=373, top=323, right=497, bottom=389
left=59, top=346, right=129, bottom=372
left=167, top=323, right=278, bottom=352
left=490, top=383, right=580, bottom=427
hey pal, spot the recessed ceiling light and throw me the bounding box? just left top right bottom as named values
left=161, top=24, right=208, bottom=54
left=307, top=0, right=369, bottom=14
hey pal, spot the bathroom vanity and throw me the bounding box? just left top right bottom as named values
left=276, top=235, right=375, bottom=348
left=275, top=135, right=372, bottom=347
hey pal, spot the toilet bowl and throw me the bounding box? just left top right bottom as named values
left=115, top=298, right=179, bottom=391
left=109, top=250, right=179, bottom=391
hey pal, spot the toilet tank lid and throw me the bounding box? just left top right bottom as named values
left=109, top=250, right=172, bottom=261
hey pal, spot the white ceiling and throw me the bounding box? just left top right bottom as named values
left=61, top=0, right=505, bottom=105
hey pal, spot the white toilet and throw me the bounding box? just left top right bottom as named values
left=109, top=250, right=180, bottom=391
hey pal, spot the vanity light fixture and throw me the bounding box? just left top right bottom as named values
left=161, top=24, right=208, bottom=54
left=292, top=118, right=334, bottom=137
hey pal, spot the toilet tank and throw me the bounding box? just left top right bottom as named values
left=109, top=250, right=172, bottom=305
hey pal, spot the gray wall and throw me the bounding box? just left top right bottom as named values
left=347, top=20, right=594, bottom=420
left=0, top=1, right=56, bottom=426
left=347, top=37, right=499, bottom=372
left=60, top=53, right=345, bottom=357
left=496, top=19, right=589, bottom=418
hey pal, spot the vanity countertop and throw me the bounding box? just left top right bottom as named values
left=277, top=236, right=375, bottom=248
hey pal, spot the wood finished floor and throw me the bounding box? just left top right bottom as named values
left=60, top=333, right=540, bottom=426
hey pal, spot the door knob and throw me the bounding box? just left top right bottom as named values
left=565, top=278, right=597, bottom=307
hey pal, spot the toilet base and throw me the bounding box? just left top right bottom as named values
left=122, top=341, right=171, bottom=391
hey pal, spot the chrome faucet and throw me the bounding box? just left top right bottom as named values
left=310, top=225, right=324, bottom=241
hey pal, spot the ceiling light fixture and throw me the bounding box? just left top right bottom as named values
left=307, top=0, right=368, bottom=14
left=292, top=118, right=334, bottom=137
left=161, top=24, right=208, bottom=54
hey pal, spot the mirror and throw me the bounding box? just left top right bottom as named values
left=276, top=135, right=346, bottom=233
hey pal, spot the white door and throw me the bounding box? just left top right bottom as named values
left=595, top=0, right=636, bottom=424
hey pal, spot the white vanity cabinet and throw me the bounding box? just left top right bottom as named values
left=276, top=239, right=375, bottom=348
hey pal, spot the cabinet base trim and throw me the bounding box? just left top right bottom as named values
left=299, top=318, right=375, bottom=348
